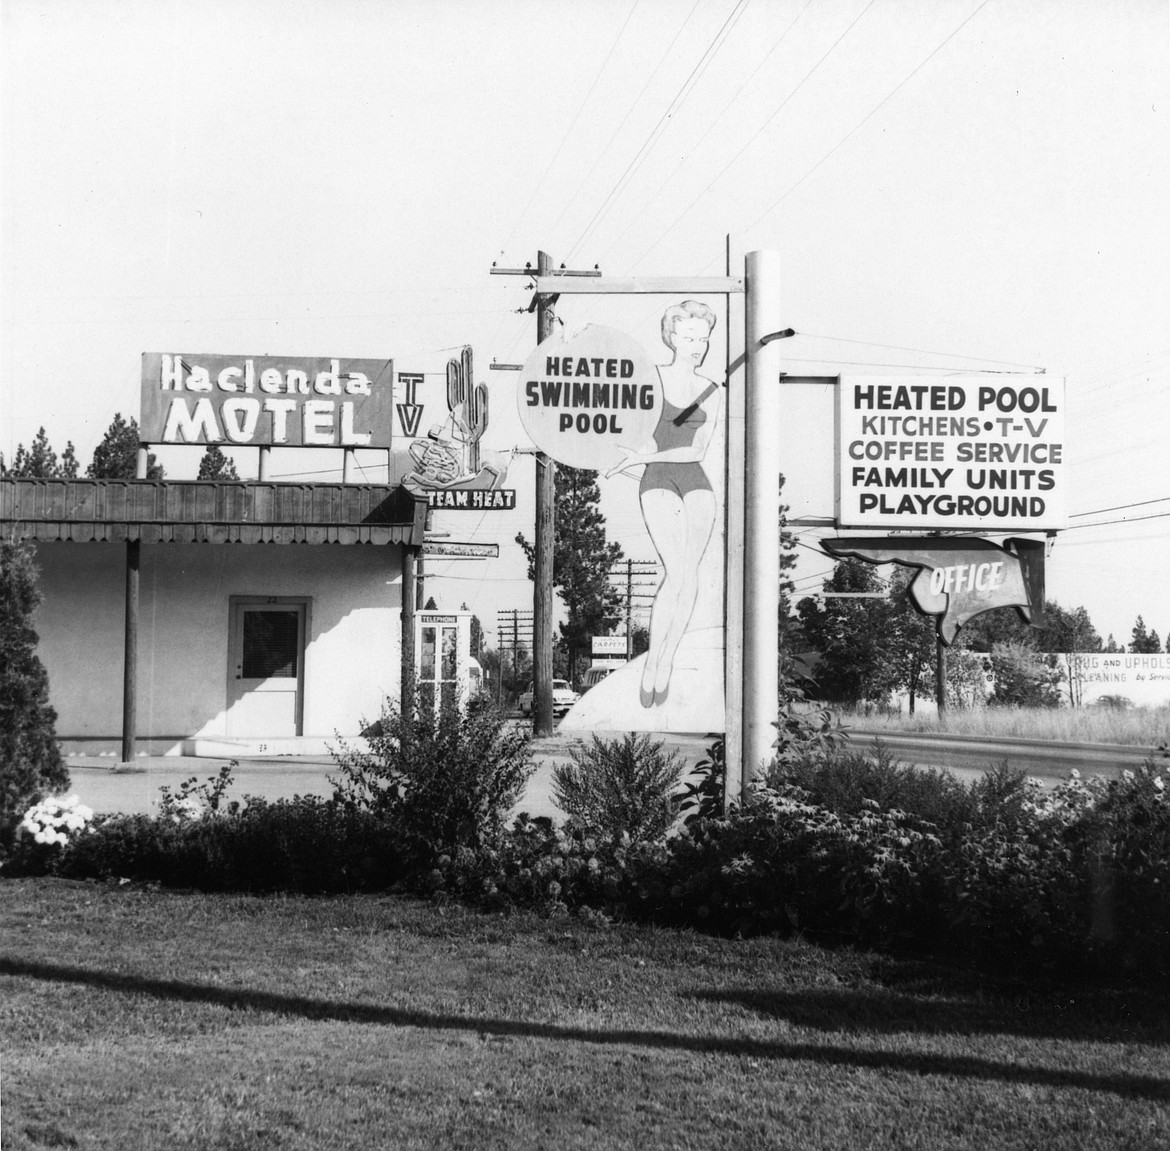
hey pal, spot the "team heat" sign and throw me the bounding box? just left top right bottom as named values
left=140, top=353, right=395, bottom=447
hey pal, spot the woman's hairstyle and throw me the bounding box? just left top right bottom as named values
left=661, top=300, right=716, bottom=349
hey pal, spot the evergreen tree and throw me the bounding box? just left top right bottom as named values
left=1104, top=634, right=1121, bottom=653
left=87, top=414, right=164, bottom=479
left=516, top=466, right=624, bottom=685
left=1130, top=615, right=1161, bottom=653
left=5, top=428, right=79, bottom=478
left=0, top=540, right=69, bottom=845
left=197, top=445, right=240, bottom=480
left=460, top=603, right=484, bottom=659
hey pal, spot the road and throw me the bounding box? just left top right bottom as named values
left=59, top=727, right=1157, bottom=819
left=845, top=727, right=1161, bottom=784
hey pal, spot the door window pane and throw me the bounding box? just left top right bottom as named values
left=242, top=610, right=299, bottom=679
left=441, top=627, right=458, bottom=681
left=420, top=627, right=436, bottom=681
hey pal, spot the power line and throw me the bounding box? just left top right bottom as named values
left=792, top=332, right=1045, bottom=373
left=545, top=0, right=706, bottom=242
left=1062, top=510, right=1170, bottom=531
left=1070, top=497, right=1170, bottom=519
left=499, top=0, right=642, bottom=257
left=566, top=0, right=752, bottom=265
left=593, top=0, right=817, bottom=269
left=629, top=0, right=880, bottom=270
left=749, top=0, right=993, bottom=225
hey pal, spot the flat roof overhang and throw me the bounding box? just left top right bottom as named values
left=0, top=477, right=428, bottom=546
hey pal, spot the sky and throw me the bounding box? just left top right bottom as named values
left=2, top=0, right=1168, bottom=653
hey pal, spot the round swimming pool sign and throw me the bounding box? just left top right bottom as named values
left=518, top=325, right=660, bottom=471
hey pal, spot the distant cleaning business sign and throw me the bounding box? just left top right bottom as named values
left=140, top=353, right=395, bottom=447
left=837, top=376, right=1066, bottom=530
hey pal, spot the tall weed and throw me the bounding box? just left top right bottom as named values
left=331, top=699, right=532, bottom=861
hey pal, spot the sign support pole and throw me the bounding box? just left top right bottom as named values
left=742, top=250, right=783, bottom=787
left=534, top=250, right=557, bottom=736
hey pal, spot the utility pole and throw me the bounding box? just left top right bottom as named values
left=490, top=251, right=601, bottom=735
left=496, top=608, right=532, bottom=710
left=533, top=250, right=556, bottom=734
left=608, top=559, right=657, bottom=659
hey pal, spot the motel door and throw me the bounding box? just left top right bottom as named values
left=228, top=598, right=307, bottom=736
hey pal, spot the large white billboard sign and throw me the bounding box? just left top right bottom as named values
left=837, top=376, right=1066, bottom=530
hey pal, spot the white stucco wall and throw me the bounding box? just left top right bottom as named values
left=32, top=541, right=404, bottom=749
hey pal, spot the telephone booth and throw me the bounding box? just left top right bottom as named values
left=415, top=610, right=476, bottom=714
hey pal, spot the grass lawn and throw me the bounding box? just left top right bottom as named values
left=837, top=702, right=1170, bottom=749
left=2, top=878, right=1167, bottom=1150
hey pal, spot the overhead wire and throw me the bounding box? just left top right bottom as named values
left=480, top=0, right=642, bottom=361
left=1069, top=497, right=1170, bottom=519
left=748, top=0, right=994, bottom=226
left=497, top=0, right=642, bottom=259
left=628, top=0, right=880, bottom=271
left=564, top=0, right=753, bottom=266
left=592, top=0, right=818, bottom=269
left=544, top=0, right=706, bottom=242
left=792, top=332, right=1046, bottom=373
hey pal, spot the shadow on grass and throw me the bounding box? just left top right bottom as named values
left=688, top=988, right=1170, bottom=1047
left=3, top=955, right=1167, bottom=1102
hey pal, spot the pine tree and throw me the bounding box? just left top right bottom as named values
left=0, top=541, right=69, bottom=845
left=1130, top=615, right=1161, bottom=653
left=87, top=414, right=164, bottom=479
left=197, top=445, right=240, bottom=480
left=516, top=466, right=624, bottom=685
left=5, top=428, right=79, bottom=478
left=460, top=603, right=483, bottom=659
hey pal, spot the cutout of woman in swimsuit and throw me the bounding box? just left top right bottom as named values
left=606, top=301, right=720, bottom=707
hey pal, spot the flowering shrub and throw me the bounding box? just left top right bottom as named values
left=157, top=763, right=239, bottom=822
left=2, top=793, right=96, bottom=875
left=657, top=785, right=945, bottom=944
left=19, top=793, right=94, bottom=846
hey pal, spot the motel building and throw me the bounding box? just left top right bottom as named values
left=0, top=348, right=496, bottom=760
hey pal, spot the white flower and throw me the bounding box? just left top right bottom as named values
left=1155, top=777, right=1165, bottom=792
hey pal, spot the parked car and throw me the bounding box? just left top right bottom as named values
left=581, top=665, right=618, bottom=692
left=518, top=680, right=579, bottom=717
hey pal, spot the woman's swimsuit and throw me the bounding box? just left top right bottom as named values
left=639, top=396, right=713, bottom=499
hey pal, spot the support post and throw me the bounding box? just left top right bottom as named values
left=724, top=235, right=747, bottom=809
left=533, top=249, right=556, bottom=736
left=402, top=546, right=418, bottom=711
left=741, top=250, right=783, bottom=789
left=258, top=445, right=271, bottom=481
left=120, top=539, right=140, bottom=765
left=936, top=634, right=948, bottom=717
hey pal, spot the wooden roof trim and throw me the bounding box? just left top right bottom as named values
left=0, top=478, right=427, bottom=546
